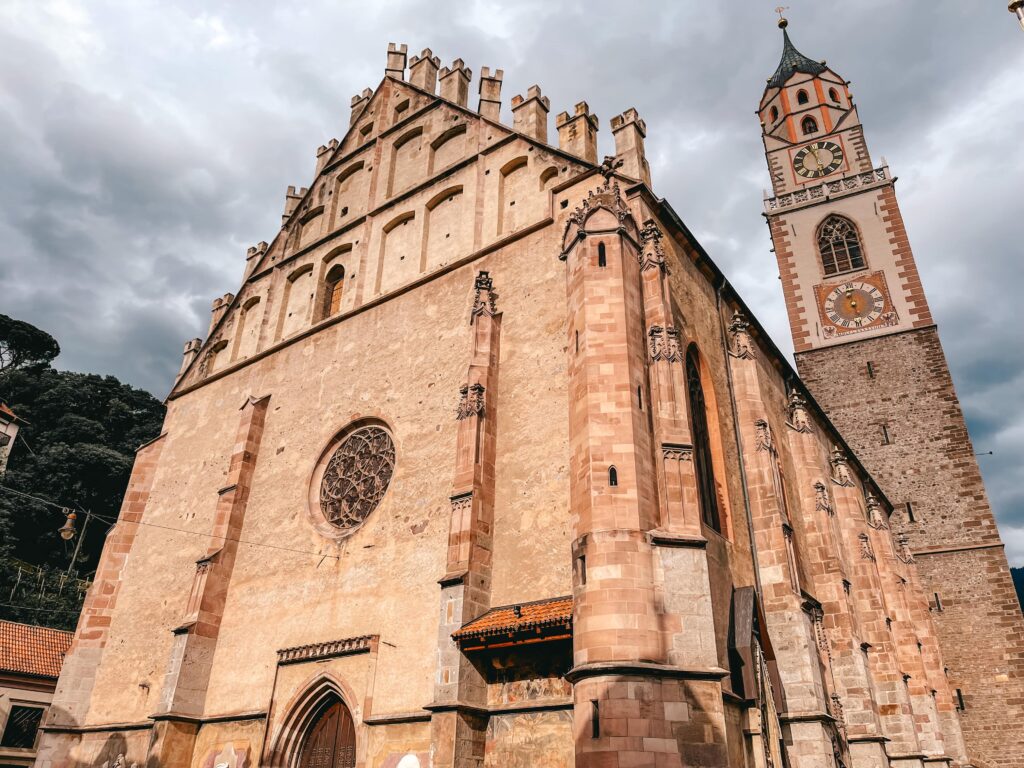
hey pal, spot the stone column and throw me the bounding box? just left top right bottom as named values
left=154, top=394, right=270, bottom=739
left=429, top=271, right=502, bottom=768
left=829, top=448, right=925, bottom=768
left=783, top=392, right=883, bottom=768
left=726, top=315, right=837, bottom=768
left=560, top=177, right=728, bottom=768
left=35, top=434, right=168, bottom=767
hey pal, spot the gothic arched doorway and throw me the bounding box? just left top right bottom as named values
left=296, top=696, right=356, bottom=768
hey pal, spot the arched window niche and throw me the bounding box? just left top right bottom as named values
left=797, top=89, right=809, bottom=105
left=817, top=215, right=866, bottom=275
left=801, top=116, right=818, bottom=135
left=685, top=345, right=731, bottom=536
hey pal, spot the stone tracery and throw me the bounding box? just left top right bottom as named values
left=319, top=425, right=396, bottom=530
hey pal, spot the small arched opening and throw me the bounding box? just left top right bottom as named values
left=797, top=89, right=809, bottom=105
left=801, top=116, right=818, bottom=135
left=608, top=466, right=618, bottom=487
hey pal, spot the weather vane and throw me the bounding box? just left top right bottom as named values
left=775, top=6, right=789, bottom=28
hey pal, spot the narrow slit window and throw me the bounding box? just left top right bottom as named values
left=598, top=242, right=607, bottom=267
left=905, top=501, right=916, bottom=523
left=933, top=593, right=943, bottom=612
left=955, top=688, right=965, bottom=710
left=866, top=361, right=875, bottom=378
left=608, top=466, right=618, bottom=487
left=637, top=385, right=643, bottom=410
left=577, top=554, right=586, bottom=585
left=686, top=347, right=721, bottom=532
left=881, top=424, right=891, bottom=445
left=591, top=700, right=600, bottom=738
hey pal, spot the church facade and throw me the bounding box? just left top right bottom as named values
left=34, top=24, right=1016, bottom=768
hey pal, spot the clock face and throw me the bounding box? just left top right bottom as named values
left=793, top=141, right=844, bottom=179
left=823, top=281, right=885, bottom=329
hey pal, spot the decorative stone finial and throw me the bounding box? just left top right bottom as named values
left=866, top=492, right=887, bottom=529
left=471, top=271, right=498, bottom=322
left=787, top=390, right=813, bottom=433
left=830, top=445, right=854, bottom=487
left=639, top=219, right=666, bottom=273
left=456, top=383, right=486, bottom=420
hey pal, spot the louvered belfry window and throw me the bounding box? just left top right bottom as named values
left=817, top=215, right=865, bottom=275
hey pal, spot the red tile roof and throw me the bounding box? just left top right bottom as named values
left=452, top=596, right=572, bottom=641
left=0, top=619, right=73, bottom=679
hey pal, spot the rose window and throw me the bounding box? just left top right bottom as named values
left=318, top=425, right=395, bottom=530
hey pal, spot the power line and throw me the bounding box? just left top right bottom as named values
left=0, top=601, right=81, bottom=616
left=0, top=485, right=340, bottom=562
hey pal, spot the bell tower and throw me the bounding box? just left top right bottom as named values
left=760, top=16, right=1024, bottom=768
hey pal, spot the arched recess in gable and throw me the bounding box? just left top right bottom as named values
left=231, top=295, right=264, bottom=361
left=332, top=161, right=367, bottom=226
left=421, top=185, right=465, bottom=272
left=428, top=123, right=468, bottom=175
left=277, top=264, right=315, bottom=341
left=387, top=126, right=425, bottom=198
left=497, top=155, right=529, bottom=236
left=375, top=211, right=418, bottom=295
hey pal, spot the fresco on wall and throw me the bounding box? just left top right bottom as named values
left=483, top=711, right=573, bottom=768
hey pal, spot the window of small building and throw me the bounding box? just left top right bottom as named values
left=322, top=264, right=345, bottom=318
left=817, top=215, right=866, bottom=275
left=1, top=705, right=44, bottom=749
left=686, top=346, right=721, bottom=533
left=801, top=115, right=818, bottom=135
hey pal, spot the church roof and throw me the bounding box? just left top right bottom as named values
left=0, top=619, right=72, bottom=679
left=767, top=27, right=826, bottom=89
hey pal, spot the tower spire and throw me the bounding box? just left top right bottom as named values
left=767, top=16, right=826, bottom=89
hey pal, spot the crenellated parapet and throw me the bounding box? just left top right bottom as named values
left=511, top=85, right=550, bottom=144
left=611, top=108, right=651, bottom=187
left=385, top=42, right=408, bottom=80
left=438, top=58, right=472, bottom=107
left=408, top=48, right=440, bottom=93
left=476, top=66, right=503, bottom=121
left=556, top=101, right=599, bottom=164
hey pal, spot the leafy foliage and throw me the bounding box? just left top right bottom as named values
left=0, top=317, right=165, bottom=629
left=0, top=314, right=60, bottom=374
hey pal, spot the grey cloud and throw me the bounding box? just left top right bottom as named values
left=1, top=0, right=1021, bottom=560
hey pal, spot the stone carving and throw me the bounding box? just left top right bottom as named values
left=859, top=533, right=875, bottom=561
left=450, top=492, right=473, bottom=515
left=639, top=218, right=667, bottom=272
left=814, top=481, right=833, bottom=515
left=830, top=445, right=854, bottom=487
left=456, top=383, right=486, bottom=420
left=865, top=493, right=887, bottom=530
left=880, top=310, right=899, bottom=327
left=277, top=634, right=375, bottom=664
left=896, top=532, right=915, bottom=564
left=786, top=391, right=813, bottom=433
left=472, top=271, right=498, bottom=321
left=754, top=419, right=774, bottom=453
left=560, top=172, right=634, bottom=258
left=728, top=311, right=755, bottom=359
left=765, top=166, right=890, bottom=212
left=319, top=426, right=396, bottom=530
left=663, top=443, right=693, bottom=461
left=830, top=693, right=847, bottom=739
left=648, top=325, right=682, bottom=362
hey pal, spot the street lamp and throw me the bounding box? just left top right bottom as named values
left=57, top=509, right=77, bottom=541
left=1012, top=0, right=1024, bottom=31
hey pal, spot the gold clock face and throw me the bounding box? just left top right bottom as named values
left=823, top=281, right=884, bottom=329
left=793, top=141, right=844, bottom=179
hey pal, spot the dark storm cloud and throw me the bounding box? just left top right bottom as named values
left=1, top=1, right=1021, bottom=558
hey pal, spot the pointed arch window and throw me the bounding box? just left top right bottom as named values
left=323, top=264, right=345, bottom=318
left=801, top=116, right=818, bottom=135
left=817, top=215, right=865, bottom=275
left=686, top=346, right=721, bottom=533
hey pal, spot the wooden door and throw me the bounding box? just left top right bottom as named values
left=297, top=698, right=356, bottom=768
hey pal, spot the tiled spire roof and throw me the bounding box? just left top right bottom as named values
left=768, top=25, right=826, bottom=89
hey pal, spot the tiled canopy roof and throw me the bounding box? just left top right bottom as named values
left=0, top=619, right=73, bottom=679
left=768, top=29, right=826, bottom=89
left=452, top=596, right=572, bottom=645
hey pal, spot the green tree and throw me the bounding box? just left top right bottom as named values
left=0, top=317, right=165, bottom=629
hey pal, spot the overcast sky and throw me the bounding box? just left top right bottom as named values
left=1, top=1, right=1021, bottom=561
